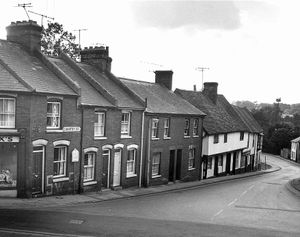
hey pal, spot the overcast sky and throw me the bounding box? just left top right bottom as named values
left=0, top=0, right=299, bottom=104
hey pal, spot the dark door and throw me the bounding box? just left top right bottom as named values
left=176, top=149, right=182, bottom=180
left=32, top=147, right=43, bottom=194
left=232, top=152, right=236, bottom=174
left=169, top=150, right=176, bottom=182
left=214, top=156, right=219, bottom=176
left=102, top=149, right=110, bottom=188
left=202, top=156, right=207, bottom=179
left=226, top=153, right=231, bottom=174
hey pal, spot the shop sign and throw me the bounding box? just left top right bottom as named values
left=72, top=148, right=79, bottom=162
left=63, top=127, right=81, bottom=132
left=0, top=136, right=19, bottom=143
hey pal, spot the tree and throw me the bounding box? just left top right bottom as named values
left=41, top=22, right=80, bottom=60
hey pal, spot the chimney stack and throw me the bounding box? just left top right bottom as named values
left=203, top=82, right=218, bottom=104
left=6, top=20, right=42, bottom=52
left=154, top=70, right=173, bottom=90
left=80, top=46, right=112, bottom=72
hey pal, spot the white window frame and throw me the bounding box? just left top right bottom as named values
left=152, top=118, right=159, bottom=139
left=53, top=145, right=67, bottom=178
left=47, top=101, right=61, bottom=129
left=94, top=112, right=105, bottom=137
left=152, top=152, right=161, bottom=177
left=126, top=149, right=136, bottom=177
left=84, top=152, right=96, bottom=182
left=192, top=119, right=199, bottom=136
left=188, top=148, right=195, bottom=170
left=0, top=97, right=15, bottom=128
left=121, top=111, right=131, bottom=136
left=163, top=118, right=170, bottom=138
left=184, top=118, right=190, bottom=136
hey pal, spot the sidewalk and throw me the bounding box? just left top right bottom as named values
left=0, top=163, right=280, bottom=210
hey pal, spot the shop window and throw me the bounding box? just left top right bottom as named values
left=94, top=112, right=105, bottom=137
left=84, top=152, right=96, bottom=182
left=126, top=149, right=136, bottom=177
left=152, top=118, right=159, bottom=139
left=207, top=157, right=212, bottom=169
left=47, top=101, right=61, bottom=129
left=0, top=143, right=17, bottom=188
left=0, top=98, right=15, bottom=128
left=53, top=146, right=67, bottom=177
left=152, top=152, right=161, bottom=177
left=188, top=148, right=195, bottom=170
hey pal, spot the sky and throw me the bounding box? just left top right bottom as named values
left=0, top=0, right=299, bottom=104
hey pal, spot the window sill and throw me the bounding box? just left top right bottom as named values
left=193, top=135, right=199, bottom=138
left=0, top=129, right=18, bottom=134
left=151, top=137, right=160, bottom=141
left=53, top=177, right=69, bottom=183
left=94, top=136, right=107, bottom=140
left=126, top=173, right=137, bottom=178
left=152, top=175, right=161, bottom=179
left=47, top=129, right=63, bottom=133
left=83, top=180, right=97, bottom=186
left=184, top=136, right=191, bottom=139
left=188, top=168, right=196, bottom=171
left=121, top=135, right=132, bottom=139
left=163, top=137, right=171, bottom=140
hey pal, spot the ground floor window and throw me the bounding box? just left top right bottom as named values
left=127, top=149, right=136, bottom=176
left=152, top=152, right=161, bottom=177
left=53, top=146, right=67, bottom=177
left=188, top=148, right=195, bottom=170
left=0, top=143, right=17, bottom=189
left=207, top=157, right=212, bottom=169
left=218, top=155, right=223, bottom=166
left=241, top=155, right=246, bottom=167
left=84, top=152, right=96, bottom=182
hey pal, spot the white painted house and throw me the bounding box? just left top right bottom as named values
left=291, top=137, right=300, bottom=163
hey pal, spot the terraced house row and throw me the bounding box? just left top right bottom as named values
left=0, top=21, right=263, bottom=198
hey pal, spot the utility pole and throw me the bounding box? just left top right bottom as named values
left=195, top=67, right=209, bottom=90
left=74, top=29, right=87, bottom=49
left=28, top=10, right=54, bottom=26
left=16, top=3, right=32, bottom=20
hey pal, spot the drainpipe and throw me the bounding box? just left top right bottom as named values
left=78, top=107, right=84, bottom=193
left=146, top=115, right=152, bottom=187
left=139, top=99, right=147, bottom=187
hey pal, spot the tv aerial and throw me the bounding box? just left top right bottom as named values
left=195, top=67, right=209, bottom=90
left=28, top=10, right=54, bottom=26
left=16, top=3, right=32, bottom=20
left=74, top=29, right=87, bottom=49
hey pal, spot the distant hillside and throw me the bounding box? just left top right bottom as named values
left=233, top=101, right=300, bottom=116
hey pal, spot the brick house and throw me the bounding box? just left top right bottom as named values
left=175, top=83, right=255, bottom=179
left=120, top=71, right=206, bottom=186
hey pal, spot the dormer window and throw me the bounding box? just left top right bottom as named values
left=0, top=98, right=15, bottom=128
left=47, top=101, right=61, bottom=129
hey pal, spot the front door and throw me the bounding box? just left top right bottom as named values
left=113, top=149, right=121, bottom=187
left=226, top=153, right=231, bottom=174
left=202, top=156, right=207, bottom=179
left=102, top=149, right=110, bottom=189
left=175, top=149, right=182, bottom=180
left=169, top=150, right=175, bottom=182
left=32, top=146, right=44, bottom=194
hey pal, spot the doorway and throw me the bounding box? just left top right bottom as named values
left=169, top=150, right=175, bottom=182
left=102, top=149, right=111, bottom=189
left=112, top=149, right=121, bottom=187
left=175, top=149, right=182, bottom=180
left=226, top=153, right=231, bottom=174
left=32, top=146, right=44, bottom=194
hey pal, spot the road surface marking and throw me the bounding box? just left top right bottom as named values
left=0, top=227, right=94, bottom=237
left=69, top=219, right=84, bottom=224
left=235, top=205, right=300, bottom=213
left=239, top=190, right=248, bottom=198
left=211, top=209, right=224, bottom=221
left=228, top=198, right=238, bottom=207
left=248, top=185, right=255, bottom=190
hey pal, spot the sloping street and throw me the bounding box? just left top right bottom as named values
left=0, top=154, right=299, bottom=236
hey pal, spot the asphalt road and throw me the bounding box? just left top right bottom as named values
left=0, top=154, right=299, bottom=236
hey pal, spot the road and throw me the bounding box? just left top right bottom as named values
left=0, top=154, right=299, bottom=236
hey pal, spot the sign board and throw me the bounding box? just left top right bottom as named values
left=71, top=148, right=79, bottom=162
left=0, top=136, right=19, bottom=143
left=63, top=127, right=81, bottom=132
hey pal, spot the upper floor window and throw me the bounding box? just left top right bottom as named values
left=224, top=133, right=228, bottom=143
left=84, top=152, right=96, bottom=182
left=152, top=152, right=161, bottom=177
left=193, top=119, right=199, bottom=136
left=152, top=118, right=159, bottom=139
left=53, top=146, right=67, bottom=177
left=184, top=118, right=190, bottom=136
left=213, top=134, right=219, bottom=144
left=121, top=111, right=131, bottom=136
left=94, top=112, right=105, bottom=137
left=163, top=118, right=170, bottom=138
left=47, top=101, right=61, bottom=129
left=188, top=148, right=195, bottom=170
left=0, top=98, right=15, bottom=128
left=240, top=132, right=244, bottom=141
left=127, top=149, right=136, bottom=176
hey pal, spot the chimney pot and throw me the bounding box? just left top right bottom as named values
left=193, top=85, right=197, bottom=91
left=203, top=82, right=218, bottom=104
left=155, top=70, right=173, bottom=90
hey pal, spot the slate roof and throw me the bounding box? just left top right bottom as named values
left=78, top=64, right=143, bottom=109
left=175, top=89, right=247, bottom=134
left=49, top=58, right=114, bottom=107
left=233, top=106, right=263, bottom=133
left=120, top=78, right=206, bottom=116
left=0, top=40, right=76, bottom=96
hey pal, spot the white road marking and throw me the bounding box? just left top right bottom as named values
left=0, top=227, right=94, bottom=237
left=228, top=198, right=238, bottom=207
left=69, top=219, right=84, bottom=224
left=211, top=209, right=224, bottom=221
left=239, top=190, right=248, bottom=198
left=248, top=185, right=255, bottom=190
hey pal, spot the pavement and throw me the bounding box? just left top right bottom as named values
left=0, top=159, right=284, bottom=210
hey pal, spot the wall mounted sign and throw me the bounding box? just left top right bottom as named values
left=0, top=136, right=19, bottom=143
left=63, top=127, right=81, bottom=132
left=71, top=148, right=79, bottom=162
